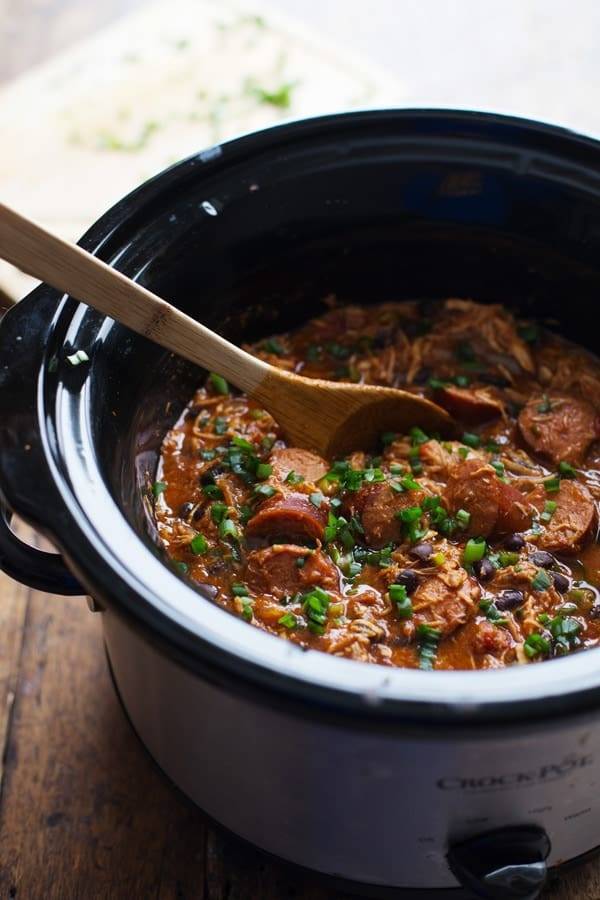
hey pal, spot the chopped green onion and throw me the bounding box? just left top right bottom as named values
left=463, top=538, right=486, bottom=565
left=219, top=518, right=240, bottom=541
left=432, top=551, right=446, bottom=566
left=214, top=416, right=228, bottom=435
left=381, top=431, right=398, bottom=446
left=454, top=374, right=470, bottom=387
left=210, top=502, right=228, bottom=523
left=410, top=426, right=429, bottom=446
left=202, top=484, right=223, bottom=499
left=175, top=561, right=189, bottom=574
left=254, top=484, right=277, bottom=499
left=231, top=435, right=254, bottom=452
left=524, top=632, right=550, bottom=658
left=458, top=447, right=470, bottom=460
left=544, top=476, right=560, bottom=493
left=400, top=475, right=420, bottom=491
left=232, top=582, right=249, bottom=597
left=399, top=506, right=423, bottom=524
left=462, top=432, right=481, bottom=449
left=389, top=584, right=413, bottom=618
left=256, top=462, right=272, bottom=480
left=537, top=395, right=552, bottom=413
left=479, top=599, right=507, bottom=625
left=279, top=612, right=298, bottom=629
left=309, top=492, right=324, bottom=508
left=209, top=372, right=229, bottom=395
left=558, top=461, right=577, bottom=478
left=240, top=599, right=253, bottom=622
left=491, top=460, right=505, bottom=477
left=540, top=500, right=557, bottom=523
left=285, top=470, right=304, bottom=485
left=456, top=508, right=471, bottom=528
left=390, top=463, right=404, bottom=475
left=532, top=569, right=552, bottom=592
left=201, top=449, right=216, bottom=461
left=428, top=377, right=448, bottom=390
left=152, top=481, right=167, bottom=499
left=417, top=624, right=441, bottom=670
left=190, top=533, right=208, bottom=554
left=497, top=551, right=519, bottom=567
left=262, top=338, right=284, bottom=355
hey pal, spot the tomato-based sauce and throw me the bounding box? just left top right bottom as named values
left=154, top=299, right=600, bottom=670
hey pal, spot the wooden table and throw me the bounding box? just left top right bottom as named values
left=0, top=3, right=599, bottom=898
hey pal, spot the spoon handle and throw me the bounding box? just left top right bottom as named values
left=0, top=201, right=270, bottom=393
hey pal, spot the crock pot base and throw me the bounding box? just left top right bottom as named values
left=103, top=646, right=600, bottom=899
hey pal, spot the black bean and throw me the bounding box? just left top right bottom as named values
left=531, top=551, right=554, bottom=569
left=590, top=603, right=600, bottom=620
left=200, top=464, right=226, bottom=486
left=410, top=542, right=433, bottom=561
left=504, top=533, right=525, bottom=552
left=179, top=501, right=195, bottom=519
left=495, top=589, right=524, bottom=611
left=552, top=572, right=570, bottom=594
left=395, top=569, right=419, bottom=594
left=479, top=372, right=511, bottom=388
left=473, top=558, right=495, bottom=582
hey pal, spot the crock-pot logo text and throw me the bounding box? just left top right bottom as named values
left=437, top=754, right=594, bottom=792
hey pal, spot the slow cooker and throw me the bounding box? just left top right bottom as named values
left=2, top=110, right=600, bottom=899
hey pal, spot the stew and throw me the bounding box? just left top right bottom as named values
left=153, top=299, right=600, bottom=670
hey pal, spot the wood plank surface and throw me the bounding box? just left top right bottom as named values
left=1, top=3, right=600, bottom=899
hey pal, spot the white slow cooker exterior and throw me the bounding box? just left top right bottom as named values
left=103, top=608, right=600, bottom=891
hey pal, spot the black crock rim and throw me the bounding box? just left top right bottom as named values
left=9, top=107, right=600, bottom=729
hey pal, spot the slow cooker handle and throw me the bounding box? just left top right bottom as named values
left=447, top=825, right=550, bottom=899
left=0, top=503, right=83, bottom=595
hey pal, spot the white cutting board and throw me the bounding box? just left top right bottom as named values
left=0, top=0, right=402, bottom=300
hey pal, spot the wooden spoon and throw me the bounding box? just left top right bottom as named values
left=0, top=202, right=453, bottom=457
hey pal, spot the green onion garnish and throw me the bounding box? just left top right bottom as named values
left=540, top=500, right=557, bottom=523
left=210, top=502, right=228, bottom=524
left=219, top=518, right=240, bottom=541
left=232, top=582, right=249, bottom=596
left=152, top=481, right=167, bottom=498
left=214, top=416, right=228, bottom=435
left=523, top=632, right=550, bottom=658
left=456, top=508, right=471, bottom=528
left=309, top=492, right=324, bottom=508
left=558, top=461, right=576, bottom=478
left=417, top=624, right=441, bottom=670
left=262, top=338, right=284, bottom=355
left=209, top=372, right=229, bottom=395
left=381, top=431, right=398, bottom=446
left=389, top=584, right=413, bottom=619
left=462, top=432, right=481, bottom=449
left=202, top=484, right=223, bottom=499
left=410, top=426, right=429, bottom=446
left=278, top=612, right=298, bottom=629
left=190, top=533, right=208, bottom=554
left=532, top=569, right=552, bottom=592
left=285, top=470, right=304, bottom=485
left=256, top=463, right=272, bottom=480
left=544, top=476, right=560, bottom=493
left=537, top=395, right=552, bottom=413
left=254, top=484, right=277, bottom=499
left=463, top=538, right=486, bottom=565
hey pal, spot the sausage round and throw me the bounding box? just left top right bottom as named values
left=518, top=394, right=600, bottom=465
left=527, top=480, right=596, bottom=553
left=246, top=492, right=327, bottom=543
left=444, top=459, right=532, bottom=538
left=435, top=385, right=503, bottom=425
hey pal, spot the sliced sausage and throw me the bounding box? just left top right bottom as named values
left=245, top=544, right=339, bottom=598
left=246, top=492, right=327, bottom=543
left=444, top=459, right=532, bottom=537
left=269, top=447, right=328, bottom=485
left=527, top=480, right=596, bottom=553
left=412, top=554, right=480, bottom=637
left=348, top=482, right=425, bottom=549
left=518, top=394, right=600, bottom=465
left=435, top=385, right=503, bottom=425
